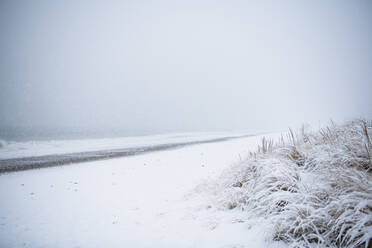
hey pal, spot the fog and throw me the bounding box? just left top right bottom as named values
left=1, top=0, right=371, bottom=138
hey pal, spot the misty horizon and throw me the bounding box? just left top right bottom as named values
left=1, top=0, right=371, bottom=139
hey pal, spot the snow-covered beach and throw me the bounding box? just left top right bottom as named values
left=0, top=133, right=284, bottom=248
left=1, top=0, right=371, bottom=246
left=0, top=132, right=254, bottom=172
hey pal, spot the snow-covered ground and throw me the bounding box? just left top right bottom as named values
left=0, top=133, right=285, bottom=248
left=0, top=132, right=250, bottom=160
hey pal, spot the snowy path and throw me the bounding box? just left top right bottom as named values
left=0, top=134, right=284, bottom=248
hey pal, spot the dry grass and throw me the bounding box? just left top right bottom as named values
left=209, top=119, right=372, bottom=247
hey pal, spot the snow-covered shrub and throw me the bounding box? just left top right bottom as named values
left=210, top=119, right=372, bottom=247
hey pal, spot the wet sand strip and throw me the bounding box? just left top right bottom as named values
left=0, top=135, right=252, bottom=173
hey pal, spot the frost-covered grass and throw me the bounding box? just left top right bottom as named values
left=209, top=119, right=372, bottom=247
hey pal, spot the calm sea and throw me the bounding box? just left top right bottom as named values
left=0, top=126, right=161, bottom=142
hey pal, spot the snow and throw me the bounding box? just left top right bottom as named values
left=0, top=133, right=285, bottom=248
left=205, top=120, right=372, bottom=247
left=0, top=132, right=250, bottom=160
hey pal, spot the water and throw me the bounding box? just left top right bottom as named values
left=0, top=126, right=162, bottom=142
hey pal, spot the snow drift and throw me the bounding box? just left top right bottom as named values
left=205, top=119, right=372, bottom=247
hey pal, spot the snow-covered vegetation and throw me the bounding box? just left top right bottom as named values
left=207, top=119, right=372, bottom=247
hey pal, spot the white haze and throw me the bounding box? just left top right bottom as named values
left=0, top=0, right=371, bottom=137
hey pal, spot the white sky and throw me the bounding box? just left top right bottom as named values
left=0, top=0, right=371, bottom=133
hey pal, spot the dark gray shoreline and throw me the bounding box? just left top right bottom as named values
left=0, top=134, right=252, bottom=174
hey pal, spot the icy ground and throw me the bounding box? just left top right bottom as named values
left=0, top=133, right=285, bottom=248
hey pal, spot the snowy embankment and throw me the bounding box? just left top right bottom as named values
left=200, top=119, right=372, bottom=247
left=0, top=133, right=285, bottom=248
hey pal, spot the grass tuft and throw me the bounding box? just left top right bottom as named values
left=208, top=119, right=372, bottom=247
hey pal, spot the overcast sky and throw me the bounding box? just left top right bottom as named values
left=0, top=0, right=371, bottom=135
